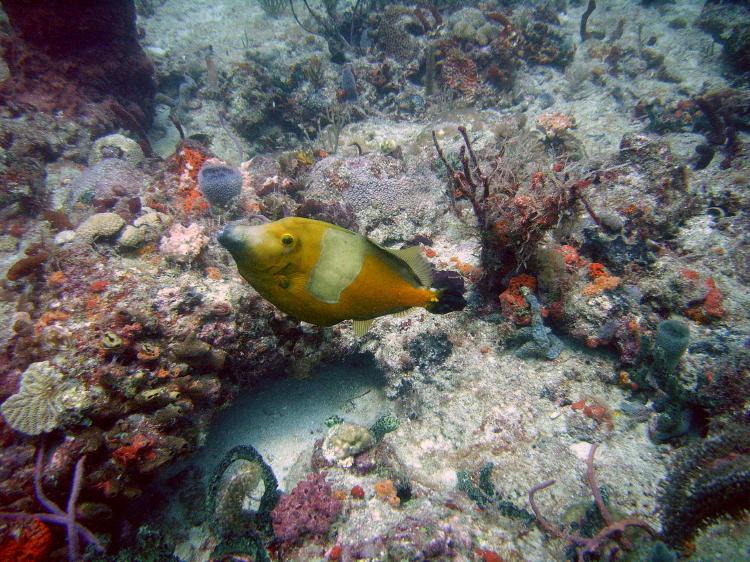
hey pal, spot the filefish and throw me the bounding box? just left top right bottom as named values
left=218, top=217, right=466, bottom=335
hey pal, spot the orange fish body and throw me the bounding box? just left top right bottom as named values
left=219, top=217, right=463, bottom=334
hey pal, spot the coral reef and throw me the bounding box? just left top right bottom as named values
left=0, top=0, right=748, bottom=559
left=0, top=0, right=155, bottom=137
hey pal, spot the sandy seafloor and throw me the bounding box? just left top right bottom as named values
left=0, top=0, right=749, bottom=561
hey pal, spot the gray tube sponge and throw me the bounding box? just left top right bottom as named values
left=654, top=320, right=690, bottom=375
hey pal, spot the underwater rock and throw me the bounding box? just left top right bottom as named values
left=582, top=227, right=656, bottom=274
left=697, top=1, right=750, bottom=72
left=408, top=332, right=453, bottom=369
left=0, top=0, right=156, bottom=132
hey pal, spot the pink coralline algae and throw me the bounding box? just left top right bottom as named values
left=271, top=472, right=342, bottom=545
left=159, top=223, right=209, bottom=264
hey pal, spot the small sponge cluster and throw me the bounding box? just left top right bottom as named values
left=271, top=472, right=342, bottom=544
left=159, top=223, right=209, bottom=263
left=198, top=163, right=243, bottom=206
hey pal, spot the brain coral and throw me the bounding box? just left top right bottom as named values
left=67, top=158, right=147, bottom=219
left=303, top=153, right=443, bottom=236
left=1, top=361, right=71, bottom=435
left=75, top=212, right=126, bottom=242
left=89, top=133, right=145, bottom=167
left=198, top=163, right=243, bottom=206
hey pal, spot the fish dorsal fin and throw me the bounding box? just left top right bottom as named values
left=387, top=246, right=433, bottom=287
left=352, top=319, right=374, bottom=337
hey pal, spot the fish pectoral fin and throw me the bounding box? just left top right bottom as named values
left=352, top=318, right=375, bottom=337
left=387, top=246, right=433, bottom=286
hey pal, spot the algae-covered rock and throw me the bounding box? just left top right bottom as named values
left=322, top=422, right=376, bottom=467
left=89, top=133, right=145, bottom=167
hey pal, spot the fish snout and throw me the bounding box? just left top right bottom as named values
left=218, top=222, right=267, bottom=261
left=218, top=223, right=253, bottom=256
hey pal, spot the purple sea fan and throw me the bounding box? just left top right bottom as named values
left=271, top=472, right=342, bottom=544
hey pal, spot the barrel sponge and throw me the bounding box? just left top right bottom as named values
left=198, top=163, right=243, bottom=206
left=654, top=319, right=690, bottom=374
left=1, top=361, right=68, bottom=435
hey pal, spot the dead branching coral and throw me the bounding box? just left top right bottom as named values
left=528, top=444, right=657, bottom=561
left=432, top=126, right=599, bottom=295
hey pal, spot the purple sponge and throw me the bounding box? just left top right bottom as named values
left=271, top=472, right=342, bottom=544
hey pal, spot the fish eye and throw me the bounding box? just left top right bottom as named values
left=281, top=233, right=294, bottom=246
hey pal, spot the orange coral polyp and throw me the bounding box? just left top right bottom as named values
left=0, top=519, right=52, bottom=562
left=703, top=278, right=725, bottom=318
left=582, top=263, right=621, bottom=296
left=589, top=263, right=608, bottom=279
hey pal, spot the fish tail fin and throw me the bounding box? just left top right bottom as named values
left=426, top=270, right=466, bottom=314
